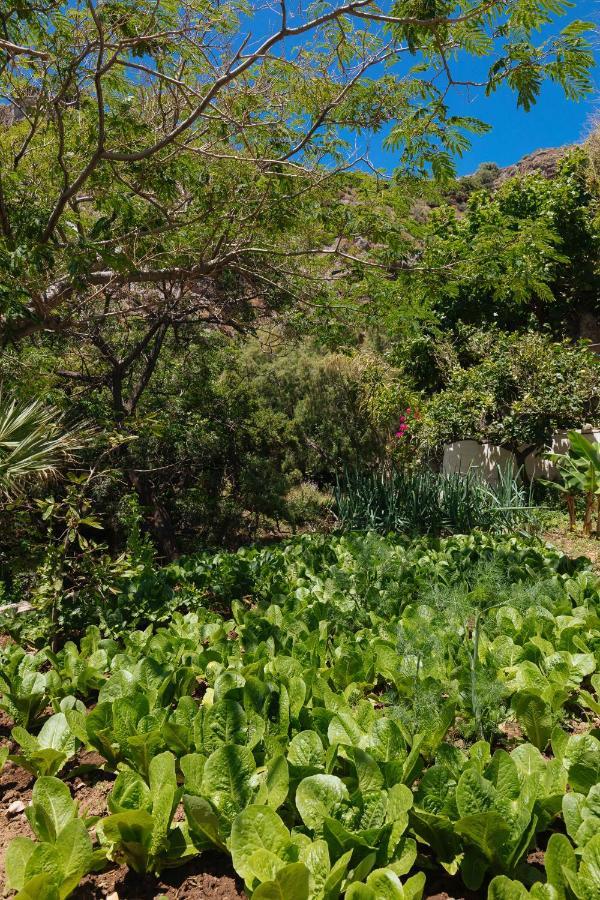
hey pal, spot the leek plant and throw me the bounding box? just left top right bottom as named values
left=334, top=466, right=535, bottom=536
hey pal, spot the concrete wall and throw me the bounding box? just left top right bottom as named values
left=442, top=429, right=600, bottom=484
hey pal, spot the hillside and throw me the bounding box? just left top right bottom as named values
left=493, top=144, right=570, bottom=182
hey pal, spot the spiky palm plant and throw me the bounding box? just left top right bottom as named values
left=0, top=396, right=84, bottom=496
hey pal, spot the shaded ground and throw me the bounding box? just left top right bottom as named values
left=543, top=525, right=600, bottom=572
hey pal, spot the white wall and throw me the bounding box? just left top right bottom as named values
left=442, top=429, right=600, bottom=484
left=442, top=440, right=515, bottom=486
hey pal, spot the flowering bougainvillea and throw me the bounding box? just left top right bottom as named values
left=395, top=407, right=420, bottom=439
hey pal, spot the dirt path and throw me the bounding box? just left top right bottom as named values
left=543, top=527, right=600, bottom=572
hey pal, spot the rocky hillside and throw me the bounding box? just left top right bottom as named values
left=493, top=144, right=570, bottom=183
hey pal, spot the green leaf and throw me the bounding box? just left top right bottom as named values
left=487, top=751, right=520, bottom=803
left=14, top=874, right=61, bottom=900
left=255, top=755, right=289, bottom=810
left=512, top=692, right=552, bottom=751
left=454, top=811, right=512, bottom=862
left=364, top=867, right=406, bottom=898
left=108, top=770, right=151, bottom=813
left=247, top=848, right=288, bottom=883
left=349, top=747, right=384, bottom=794
left=252, top=862, right=310, bottom=900
left=345, top=885, right=375, bottom=899
left=208, top=699, right=247, bottom=747
left=26, top=777, right=76, bottom=843
left=5, top=836, right=37, bottom=891
left=23, top=843, right=63, bottom=887
left=545, top=833, right=576, bottom=899
left=387, top=783, right=413, bottom=821
left=288, top=731, right=325, bottom=768
left=455, top=768, right=496, bottom=817
left=296, top=774, right=349, bottom=832
left=180, top=753, right=206, bottom=796
left=36, top=713, right=76, bottom=754
left=327, top=711, right=364, bottom=747
left=403, top=871, right=426, bottom=900
left=298, top=839, right=330, bottom=897
left=488, top=875, right=529, bottom=900
left=577, top=832, right=600, bottom=899
left=564, top=734, right=600, bottom=793
left=562, top=792, right=585, bottom=841
left=201, top=744, right=255, bottom=821
left=99, top=809, right=154, bottom=874
left=322, top=848, right=353, bottom=899
left=230, top=805, right=291, bottom=881
left=55, top=818, right=94, bottom=881
left=148, top=751, right=178, bottom=862
left=183, top=795, right=226, bottom=851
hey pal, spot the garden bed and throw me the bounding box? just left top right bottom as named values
left=1, top=531, right=599, bottom=899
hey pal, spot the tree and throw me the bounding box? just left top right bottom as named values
left=389, top=151, right=600, bottom=336
left=0, top=0, right=593, bottom=346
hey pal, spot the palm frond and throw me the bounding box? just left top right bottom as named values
left=0, top=395, right=85, bottom=495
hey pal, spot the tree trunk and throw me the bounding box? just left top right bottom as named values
left=584, top=492, right=594, bottom=536
left=127, top=466, right=177, bottom=560
left=566, top=494, right=576, bottom=532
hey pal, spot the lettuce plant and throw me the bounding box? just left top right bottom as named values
left=10, top=711, right=79, bottom=777
left=0, top=646, right=49, bottom=727
left=4, top=776, right=103, bottom=899
left=99, top=751, right=195, bottom=874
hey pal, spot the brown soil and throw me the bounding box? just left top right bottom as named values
left=543, top=528, right=600, bottom=572
left=566, top=713, right=600, bottom=734
left=0, top=711, right=13, bottom=739
left=73, top=855, right=246, bottom=899
left=497, top=719, right=524, bottom=748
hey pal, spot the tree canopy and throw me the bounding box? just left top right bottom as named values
left=0, top=0, right=594, bottom=344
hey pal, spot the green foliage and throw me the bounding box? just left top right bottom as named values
left=412, top=328, right=600, bottom=455
left=0, top=395, right=83, bottom=496
left=334, top=467, right=535, bottom=535
left=391, top=151, right=600, bottom=334
left=1, top=530, right=599, bottom=898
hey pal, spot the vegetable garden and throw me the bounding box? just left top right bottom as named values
left=2, top=531, right=600, bottom=899
left=2, top=1, right=600, bottom=898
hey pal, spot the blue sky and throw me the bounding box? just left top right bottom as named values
left=369, top=0, right=600, bottom=175
left=250, top=1, right=598, bottom=176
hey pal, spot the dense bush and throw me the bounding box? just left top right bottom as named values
left=407, top=327, right=600, bottom=461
